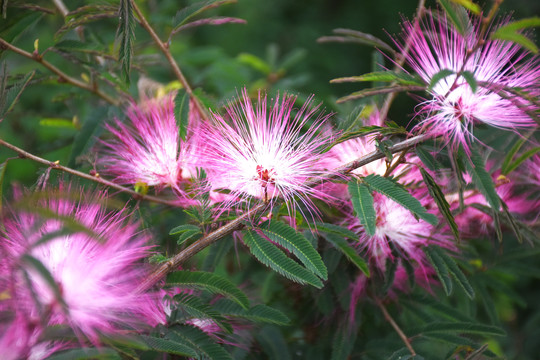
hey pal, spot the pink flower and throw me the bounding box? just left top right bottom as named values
left=348, top=191, right=449, bottom=271
left=99, top=92, right=197, bottom=193
left=397, top=12, right=539, bottom=153
left=200, top=89, right=334, bottom=217
left=0, top=186, right=162, bottom=344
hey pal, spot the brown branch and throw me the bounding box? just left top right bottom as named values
left=138, top=133, right=429, bottom=292
left=0, top=38, right=119, bottom=106
left=0, top=138, right=180, bottom=207
left=130, top=0, right=211, bottom=122
left=376, top=298, right=416, bottom=356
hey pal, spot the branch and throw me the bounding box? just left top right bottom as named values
left=129, top=0, right=211, bottom=122
left=138, top=133, right=429, bottom=292
left=379, top=0, right=426, bottom=120
left=0, top=38, right=119, bottom=106
left=376, top=297, right=416, bottom=356
left=0, top=139, right=180, bottom=207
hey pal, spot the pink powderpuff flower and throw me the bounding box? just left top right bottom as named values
left=199, top=89, right=334, bottom=218
left=99, top=92, right=198, bottom=194
left=348, top=191, right=450, bottom=271
left=397, top=11, right=539, bottom=154
left=0, top=186, right=162, bottom=344
left=450, top=171, right=539, bottom=237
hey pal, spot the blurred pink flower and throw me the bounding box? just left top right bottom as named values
left=0, top=187, right=162, bottom=344
left=398, top=12, right=539, bottom=153
left=200, top=89, right=334, bottom=217
left=99, top=92, right=198, bottom=193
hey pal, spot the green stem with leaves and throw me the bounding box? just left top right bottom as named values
left=130, top=0, right=211, bottom=121
left=0, top=38, right=119, bottom=106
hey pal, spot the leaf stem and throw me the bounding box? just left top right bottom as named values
left=375, top=297, right=416, bottom=356
left=0, top=38, right=119, bottom=106
left=0, top=138, right=180, bottom=207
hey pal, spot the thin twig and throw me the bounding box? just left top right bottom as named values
left=375, top=298, right=416, bottom=356
left=0, top=38, right=119, bottom=106
left=129, top=0, right=211, bottom=121
left=379, top=0, right=426, bottom=120
left=0, top=139, right=180, bottom=207
left=138, top=133, right=429, bottom=292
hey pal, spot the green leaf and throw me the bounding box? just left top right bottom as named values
left=450, top=0, right=481, bottom=14
left=39, top=118, right=77, bottom=129
left=330, top=71, right=423, bottom=86
left=348, top=180, right=376, bottom=236
left=502, top=146, right=540, bottom=175
left=237, top=53, right=271, bottom=74
left=425, top=246, right=474, bottom=299
left=117, top=0, right=135, bottom=83
left=465, top=148, right=500, bottom=211
left=501, top=137, right=528, bottom=174
left=313, top=222, right=359, bottom=240
left=167, top=326, right=233, bottom=360
left=324, top=123, right=407, bottom=152
left=139, top=335, right=197, bottom=357
left=172, top=0, right=236, bottom=29
left=336, top=85, right=424, bottom=103
left=68, top=107, right=106, bottom=167
left=0, top=69, right=35, bottom=122
left=363, top=174, right=438, bottom=225
left=256, top=326, right=292, bottom=360
left=166, top=271, right=249, bottom=309
left=170, top=224, right=201, bottom=235
left=0, top=160, right=7, bottom=214
left=243, top=229, right=323, bottom=288
left=0, top=11, right=43, bottom=43
left=428, top=69, right=454, bottom=91
left=258, top=220, right=327, bottom=280
left=425, top=246, right=453, bottom=295
left=416, top=322, right=505, bottom=337
left=331, top=325, right=357, bottom=360
left=54, top=39, right=100, bottom=52
left=460, top=70, right=477, bottom=93
left=169, top=293, right=232, bottom=333
left=175, top=89, right=190, bottom=141
left=415, top=146, right=442, bottom=171
left=213, top=299, right=291, bottom=325
left=492, top=17, right=540, bottom=53
left=437, top=0, right=473, bottom=35
left=20, top=254, right=68, bottom=312
left=420, top=168, right=459, bottom=242
left=55, top=5, right=118, bottom=40
left=177, top=230, right=202, bottom=245
left=46, top=348, right=121, bottom=360
left=320, top=28, right=395, bottom=54
left=322, top=233, right=369, bottom=276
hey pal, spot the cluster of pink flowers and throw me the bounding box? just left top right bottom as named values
left=0, top=187, right=163, bottom=358
left=396, top=11, right=539, bottom=154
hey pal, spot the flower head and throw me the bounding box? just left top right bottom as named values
left=0, top=186, right=161, bottom=344
left=200, top=89, right=334, bottom=217
left=99, top=92, right=197, bottom=192
left=397, top=11, right=539, bottom=153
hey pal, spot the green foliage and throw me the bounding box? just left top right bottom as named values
left=437, top=0, right=473, bottom=35
left=166, top=325, right=233, bottom=360
left=166, top=271, right=250, bottom=309
left=425, top=246, right=475, bottom=299
left=348, top=179, right=376, bottom=235
left=320, top=232, right=370, bottom=276
left=363, top=174, right=438, bottom=225
left=46, top=348, right=122, bottom=360
left=491, top=17, right=540, bottom=53
left=258, top=220, right=327, bottom=280
left=242, top=229, right=324, bottom=288
left=116, top=0, right=135, bottom=83
left=175, top=89, right=190, bottom=141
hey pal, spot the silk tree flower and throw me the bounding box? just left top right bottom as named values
left=99, top=92, right=197, bottom=194
left=348, top=191, right=450, bottom=271
left=199, top=89, right=334, bottom=217
left=397, top=12, right=539, bottom=154
left=0, top=187, right=162, bottom=344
